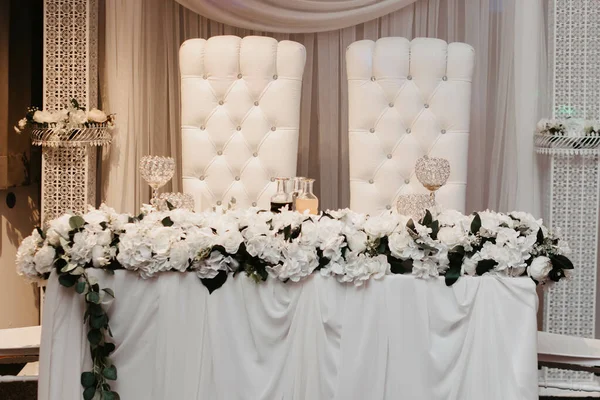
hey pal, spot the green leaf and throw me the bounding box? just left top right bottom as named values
left=536, top=228, right=544, bottom=245
left=476, top=259, right=498, bottom=276
left=58, top=274, right=77, bottom=287
left=429, top=220, right=440, bottom=240
left=36, top=227, right=46, bottom=239
left=75, top=281, right=87, bottom=294
left=69, top=215, right=86, bottom=230
left=470, top=213, right=482, bottom=235
left=161, top=217, right=174, bottom=227
left=551, top=254, right=574, bottom=270
left=102, top=288, right=115, bottom=298
left=81, top=372, right=96, bottom=388
left=421, top=209, right=433, bottom=227
left=70, top=98, right=80, bottom=109
left=87, top=329, right=102, bottom=346
left=83, top=387, right=96, bottom=400
left=445, top=263, right=461, bottom=286
left=102, top=365, right=118, bottom=381
left=103, top=391, right=120, bottom=400
left=90, top=313, right=108, bottom=329
left=60, top=263, right=77, bottom=273
left=166, top=200, right=175, bottom=211
left=102, top=342, right=116, bottom=357
left=86, top=292, right=101, bottom=304
left=71, top=266, right=85, bottom=276
left=200, top=270, right=228, bottom=294
left=445, top=250, right=464, bottom=286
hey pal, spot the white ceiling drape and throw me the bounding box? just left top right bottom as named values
left=172, top=0, right=419, bottom=33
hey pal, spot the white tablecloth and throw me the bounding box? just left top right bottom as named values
left=38, top=271, right=539, bottom=400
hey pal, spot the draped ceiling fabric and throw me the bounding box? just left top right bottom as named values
left=173, top=0, right=419, bottom=33
left=102, top=0, right=547, bottom=217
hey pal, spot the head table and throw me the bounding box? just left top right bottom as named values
left=38, top=271, right=538, bottom=400
left=19, top=205, right=571, bottom=400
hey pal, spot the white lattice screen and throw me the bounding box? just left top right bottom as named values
left=542, top=0, right=600, bottom=387
left=42, top=0, right=99, bottom=225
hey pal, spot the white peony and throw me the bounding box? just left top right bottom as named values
left=16, top=230, right=44, bottom=279
left=87, top=108, right=108, bottom=123
left=33, top=245, right=56, bottom=274
left=47, top=213, right=73, bottom=246
left=70, top=109, right=88, bottom=125
left=528, top=256, right=552, bottom=281
left=33, top=110, right=53, bottom=123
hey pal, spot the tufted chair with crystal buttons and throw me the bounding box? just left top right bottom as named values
left=346, top=37, right=475, bottom=214
left=179, top=36, right=306, bottom=211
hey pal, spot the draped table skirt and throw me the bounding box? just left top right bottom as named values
left=38, top=271, right=539, bottom=400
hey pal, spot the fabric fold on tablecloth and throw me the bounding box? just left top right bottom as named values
left=38, top=271, right=538, bottom=400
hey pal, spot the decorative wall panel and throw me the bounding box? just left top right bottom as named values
left=543, top=0, right=600, bottom=387
left=43, top=0, right=99, bottom=224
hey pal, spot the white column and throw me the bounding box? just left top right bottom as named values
left=42, top=0, right=99, bottom=224
left=542, top=0, right=600, bottom=386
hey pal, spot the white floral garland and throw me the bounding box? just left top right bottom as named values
left=17, top=204, right=573, bottom=288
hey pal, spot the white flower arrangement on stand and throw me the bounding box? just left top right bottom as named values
left=14, top=99, right=114, bottom=146
left=535, top=118, right=600, bottom=152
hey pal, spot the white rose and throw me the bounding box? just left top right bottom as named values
left=17, top=118, right=27, bottom=130
left=96, top=230, right=112, bottom=247
left=169, top=242, right=191, bottom=272
left=150, top=227, right=176, bottom=256
left=33, top=245, right=56, bottom=274
left=528, top=256, right=552, bottom=281
left=437, top=226, right=463, bottom=246
left=70, top=109, right=88, bottom=125
left=91, top=245, right=109, bottom=268
left=33, top=110, right=52, bottom=123
left=536, top=118, right=550, bottom=133
left=47, top=214, right=74, bottom=245
left=363, top=214, right=398, bottom=238
left=84, top=209, right=108, bottom=226
left=345, top=230, right=367, bottom=253
left=87, top=108, right=108, bottom=123
left=219, top=230, right=243, bottom=254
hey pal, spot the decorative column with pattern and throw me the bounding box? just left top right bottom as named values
left=42, top=0, right=99, bottom=224
left=541, top=0, right=600, bottom=387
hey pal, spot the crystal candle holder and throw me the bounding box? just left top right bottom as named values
left=139, top=156, right=176, bottom=205
left=415, top=156, right=451, bottom=204
left=396, top=194, right=435, bottom=220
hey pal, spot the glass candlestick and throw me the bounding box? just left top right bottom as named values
left=270, top=178, right=293, bottom=212
left=295, top=178, right=319, bottom=215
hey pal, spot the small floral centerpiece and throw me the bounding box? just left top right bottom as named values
left=535, top=118, right=600, bottom=151
left=14, top=99, right=114, bottom=147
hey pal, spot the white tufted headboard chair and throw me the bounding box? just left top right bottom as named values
left=346, top=37, right=475, bottom=214
left=180, top=36, right=306, bottom=211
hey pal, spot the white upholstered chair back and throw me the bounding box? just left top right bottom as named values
left=179, top=36, right=306, bottom=211
left=346, top=37, right=475, bottom=214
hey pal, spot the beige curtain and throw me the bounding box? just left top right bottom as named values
left=102, top=0, right=547, bottom=216
left=173, top=0, right=419, bottom=33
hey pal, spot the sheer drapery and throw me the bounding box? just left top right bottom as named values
left=102, top=0, right=547, bottom=216
left=172, top=0, right=418, bottom=33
